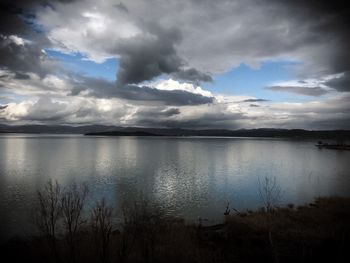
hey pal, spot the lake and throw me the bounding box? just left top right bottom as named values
left=1, top=134, right=350, bottom=240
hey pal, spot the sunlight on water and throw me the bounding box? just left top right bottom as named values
left=0, top=135, right=350, bottom=240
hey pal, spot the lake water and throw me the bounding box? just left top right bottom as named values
left=1, top=134, right=350, bottom=240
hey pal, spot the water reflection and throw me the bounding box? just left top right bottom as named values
left=0, top=135, right=350, bottom=240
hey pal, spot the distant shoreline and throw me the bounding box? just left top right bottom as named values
left=1, top=124, right=350, bottom=139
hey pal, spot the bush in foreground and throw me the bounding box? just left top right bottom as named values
left=1, top=181, right=349, bottom=263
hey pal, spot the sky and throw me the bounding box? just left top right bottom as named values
left=0, top=0, right=349, bottom=130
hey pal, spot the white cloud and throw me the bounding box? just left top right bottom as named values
left=34, top=0, right=343, bottom=76
left=149, top=79, right=213, bottom=98
left=37, top=1, right=140, bottom=62
left=1, top=0, right=349, bottom=129
left=1, top=101, right=31, bottom=121
left=270, top=73, right=343, bottom=89
left=8, top=35, right=29, bottom=46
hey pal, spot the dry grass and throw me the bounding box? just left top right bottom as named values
left=1, top=185, right=350, bottom=263
left=223, top=197, right=350, bottom=262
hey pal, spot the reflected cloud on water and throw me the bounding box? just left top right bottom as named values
left=0, top=135, right=350, bottom=240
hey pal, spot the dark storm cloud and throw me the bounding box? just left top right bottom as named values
left=0, top=0, right=77, bottom=9
left=132, top=107, right=180, bottom=122
left=14, top=72, right=31, bottom=80
left=325, top=72, right=350, bottom=92
left=0, top=105, right=8, bottom=110
left=281, top=0, right=350, bottom=40
left=0, top=0, right=213, bottom=106
left=70, top=75, right=213, bottom=106
left=0, top=0, right=62, bottom=78
left=267, top=86, right=328, bottom=97
left=0, top=0, right=78, bottom=35
left=114, top=3, right=128, bottom=13
left=172, top=68, right=212, bottom=83
left=163, top=107, right=180, bottom=116
left=0, top=6, right=35, bottom=38
left=74, top=107, right=101, bottom=119
left=117, top=84, right=213, bottom=105
left=276, top=0, right=350, bottom=77
left=115, top=25, right=211, bottom=87
left=1, top=0, right=349, bottom=129
left=310, top=118, right=350, bottom=130
left=242, top=99, right=269, bottom=103
left=0, top=34, right=55, bottom=77
left=135, top=111, right=245, bottom=129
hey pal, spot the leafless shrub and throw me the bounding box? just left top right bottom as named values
left=34, top=180, right=62, bottom=260
left=258, top=176, right=282, bottom=213
left=121, top=195, right=165, bottom=263
left=224, top=202, right=230, bottom=216
left=91, top=198, right=113, bottom=263
left=115, top=205, right=136, bottom=263
left=257, top=176, right=282, bottom=263
left=60, top=183, right=89, bottom=262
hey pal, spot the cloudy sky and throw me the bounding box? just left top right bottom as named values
left=0, top=0, right=349, bottom=129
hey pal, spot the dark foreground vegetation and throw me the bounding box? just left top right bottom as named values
left=1, top=181, right=350, bottom=263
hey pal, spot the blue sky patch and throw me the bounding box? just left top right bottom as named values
left=203, top=61, right=300, bottom=101
left=46, top=50, right=311, bottom=102
left=46, top=49, right=118, bottom=81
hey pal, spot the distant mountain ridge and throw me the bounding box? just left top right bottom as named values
left=1, top=124, right=350, bottom=139
left=0, top=124, right=116, bottom=134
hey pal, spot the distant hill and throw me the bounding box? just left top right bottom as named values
left=0, top=124, right=116, bottom=134
left=1, top=124, right=350, bottom=139
left=86, top=127, right=350, bottom=139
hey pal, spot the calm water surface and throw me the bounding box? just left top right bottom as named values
left=1, top=134, right=350, bottom=240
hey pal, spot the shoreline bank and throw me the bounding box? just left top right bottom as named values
left=1, top=196, right=349, bottom=263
